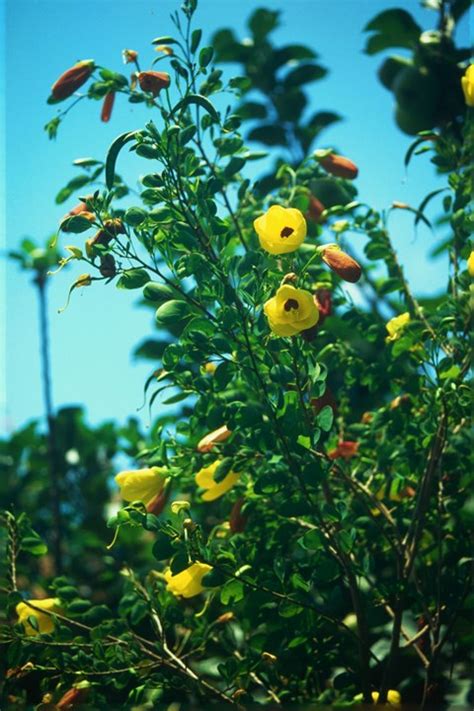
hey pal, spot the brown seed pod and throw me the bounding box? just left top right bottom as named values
left=51, top=60, right=95, bottom=101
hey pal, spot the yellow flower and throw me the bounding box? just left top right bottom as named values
left=467, top=250, right=474, bottom=277
left=16, top=598, right=60, bottom=636
left=115, top=466, right=168, bottom=505
left=203, top=362, right=217, bottom=375
left=164, top=562, right=213, bottom=598
left=372, top=690, right=402, bottom=708
left=385, top=312, right=410, bottom=342
left=264, top=284, right=319, bottom=336
left=461, top=64, right=474, bottom=107
left=253, top=205, right=307, bottom=255
left=353, top=690, right=401, bottom=708
left=195, top=460, right=240, bottom=502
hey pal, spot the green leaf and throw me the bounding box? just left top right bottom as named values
left=317, top=405, right=334, bottom=432
left=191, top=29, right=202, bottom=53
left=117, top=269, right=150, bottom=289
left=248, top=124, right=287, bottom=146
left=223, top=156, right=246, bottom=177
left=151, top=35, right=178, bottom=45
left=124, top=207, right=148, bottom=226
left=152, top=533, right=175, bottom=560
left=248, top=8, right=280, bottom=39
left=364, top=9, right=421, bottom=55
left=220, top=579, right=244, bottom=604
left=55, top=174, right=92, bottom=204
left=283, top=63, right=327, bottom=87
left=155, top=299, right=191, bottom=324
left=105, top=130, right=142, bottom=190
left=143, top=282, right=177, bottom=302
left=21, top=536, right=48, bottom=556
left=60, top=215, right=94, bottom=234
left=171, top=94, right=220, bottom=123
left=199, top=46, right=214, bottom=68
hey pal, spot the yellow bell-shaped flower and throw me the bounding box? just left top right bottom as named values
left=254, top=205, right=307, bottom=255
left=115, top=466, right=168, bottom=505
left=385, top=312, right=410, bottom=342
left=16, top=598, right=60, bottom=636
left=461, top=64, right=474, bottom=107
left=195, top=460, right=240, bottom=502
left=467, top=250, right=474, bottom=277
left=353, top=689, right=401, bottom=708
left=264, top=284, right=319, bottom=336
left=164, top=562, right=213, bottom=598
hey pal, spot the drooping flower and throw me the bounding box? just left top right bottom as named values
left=137, top=71, right=171, bottom=96
left=115, top=466, right=168, bottom=505
left=254, top=205, right=307, bottom=255
left=195, top=460, right=240, bottom=502
left=264, top=284, right=319, bottom=336
left=164, top=562, right=213, bottom=598
left=467, top=250, right=474, bottom=277
left=16, top=598, right=61, bottom=636
left=461, top=64, right=474, bottom=107
left=197, top=425, right=232, bottom=453
left=101, top=92, right=116, bottom=122
left=318, top=152, right=359, bottom=180
left=51, top=60, right=95, bottom=101
left=320, top=245, right=362, bottom=283
left=385, top=312, right=410, bottom=342
left=328, top=441, right=359, bottom=460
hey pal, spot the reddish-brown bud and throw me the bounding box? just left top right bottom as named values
left=138, top=71, right=171, bottom=96
left=319, top=153, right=358, bottom=180
left=57, top=685, right=89, bottom=709
left=328, top=440, right=359, bottom=460
left=321, top=245, right=362, bottom=283
left=90, top=219, right=125, bottom=248
left=122, top=49, right=138, bottom=64
left=51, top=60, right=95, bottom=101
left=314, top=288, right=332, bottom=324
left=146, top=488, right=169, bottom=516
left=310, top=387, right=337, bottom=415
left=306, top=195, right=325, bottom=223
left=229, top=498, right=248, bottom=533
left=68, top=197, right=94, bottom=216
left=99, top=254, right=117, bottom=278
left=101, top=92, right=115, bottom=123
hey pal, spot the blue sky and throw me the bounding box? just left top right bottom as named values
left=2, top=0, right=469, bottom=436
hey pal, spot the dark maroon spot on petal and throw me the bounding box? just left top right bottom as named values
left=280, top=226, right=294, bottom=238
left=284, top=298, right=299, bottom=312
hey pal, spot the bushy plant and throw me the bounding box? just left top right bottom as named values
left=1, top=1, right=472, bottom=708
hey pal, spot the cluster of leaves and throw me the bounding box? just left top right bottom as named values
left=1, top=0, right=472, bottom=709
left=366, top=2, right=470, bottom=134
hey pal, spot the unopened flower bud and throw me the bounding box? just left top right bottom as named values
left=320, top=245, right=362, bottom=283
left=51, top=60, right=95, bottom=101
left=306, top=195, right=325, bottom=223
left=229, top=498, right=247, bottom=533
left=280, top=272, right=298, bottom=286
left=314, top=287, right=332, bottom=324
left=155, top=45, right=174, bottom=56
left=146, top=488, right=169, bottom=515
left=197, top=425, right=232, bottom=453
left=216, top=611, right=234, bottom=624
left=318, top=152, right=358, bottom=180
left=75, top=273, right=92, bottom=288
left=328, top=440, right=359, bottom=460
left=57, top=684, right=90, bottom=709
left=138, top=71, right=171, bottom=96
left=99, top=254, right=116, bottom=278
left=101, top=92, right=115, bottom=123
left=392, top=201, right=410, bottom=209
left=262, top=651, right=278, bottom=664
left=122, top=49, right=138, bottom=64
